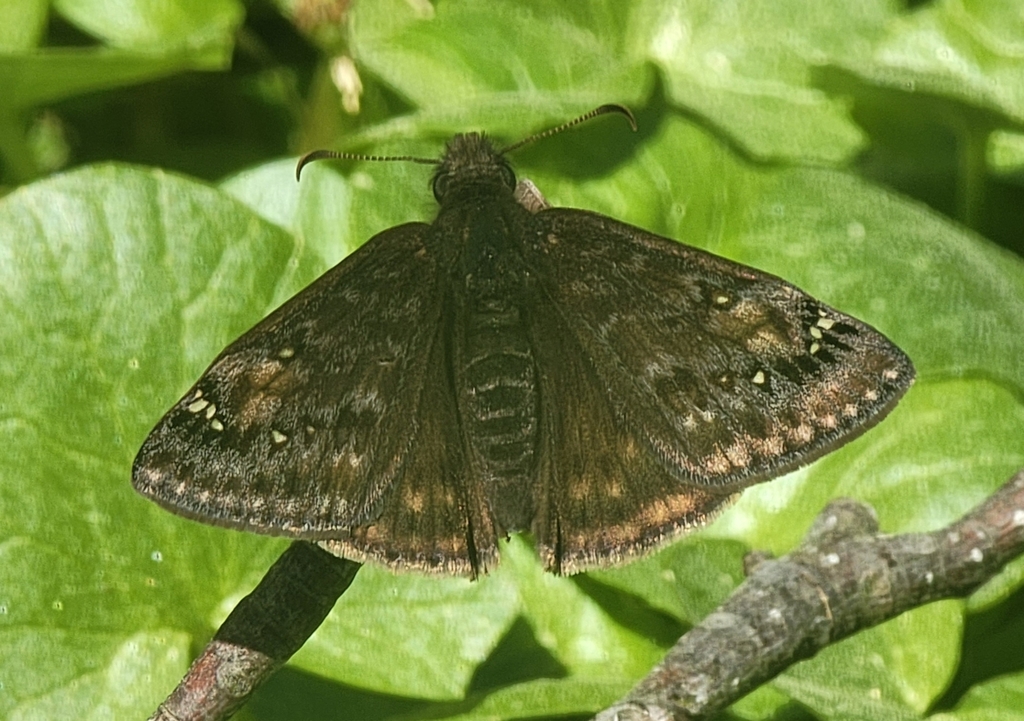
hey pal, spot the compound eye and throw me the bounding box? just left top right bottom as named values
left=500, top=163, right=516, bottom=190
left=432, top=172, right=451, bottom=201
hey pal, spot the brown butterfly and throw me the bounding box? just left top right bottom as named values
left=132, top=105, right=914, bottom=577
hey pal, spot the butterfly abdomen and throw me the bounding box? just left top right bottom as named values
left=451, top=204, right=540, bottom=536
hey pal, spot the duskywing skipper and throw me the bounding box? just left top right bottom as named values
left=133, top=106, right=914, bottom=577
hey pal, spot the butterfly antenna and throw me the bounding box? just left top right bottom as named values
left=295, top=149, right=438, bottom=181
left=498, top=104, right=637, bottom=155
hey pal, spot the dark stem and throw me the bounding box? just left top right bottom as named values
left=148, top=541, right=360, bottom=721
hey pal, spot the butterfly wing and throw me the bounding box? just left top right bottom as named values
left=527, top=292, right=737, bottom=573
left=523, top=208, right=913, bottom=565
left=133, top=223, right=495, bottom=574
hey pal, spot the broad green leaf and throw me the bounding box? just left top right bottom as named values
left=349, top=0, right=649, bottom=140
left=633, top=0, right=896, bottom=163
left=0, top=164, right=299, bottom=719
left=841, top=0, right=1024, bottom=126
left=348, top=0, right=906, bottom=163
left=0, top=47, right=233, bottom=113
left=52, top=0, right=243, bottom=52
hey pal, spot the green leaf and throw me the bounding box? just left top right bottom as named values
left=52, top=0, right=244, bottom=51
left=349, top=0, right=906, bottom=164
left=0, top=47, right=234, bottom=113
left=839, top=0, right=1024, bottom=126
left=350, top=0, right=650, bottom=139
left=0, top=165, right=296, bottom=719
left=290, top=565, right=518, bottom=700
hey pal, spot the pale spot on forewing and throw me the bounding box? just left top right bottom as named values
left=271, top=430, right=288, bottom=444
left=809, top=341, right=821, bottom=355
left=277, top=347, right=295, bottom=359
left=569, top=476, right=592, bottom=500
left=819, top=414, right=838, bottom=429
left=809, top=326, right=823, bottom=340
left=746, top=325, right=790, bottom=355
left=210, top=419, right=224, bottom=432
left=790, top=423, right=814, bottom=443
left=247, top=358, right=286, bottom=388
left=816, top=317, right=836, bottom=330
left=238, top=392, right=283, bottom=430
left=843, top=404, right=858, bottom=417
left=607, top=480, right=623, bottom=498
left=883, top=369, right=899, bottom=381
left=752, top=370, right=766, bottom=384
left=204, top=403, right=217, bottom=420
left=750, top=434, right=785, bottom=457
left=724, top=441, right=751, bottom=468
left=865, top=389, right=878, bottom=401
left=682, top=414, right=698, bottom=430
left=330, top=452, right=360, bottom=480
left=703, top=449, right=731, bottom=475
left=404, top=488, right=425, bottom=513
left=187, top=398, right=209, bottom=413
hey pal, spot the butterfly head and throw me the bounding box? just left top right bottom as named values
left=432, top=133, right=517, bottom=204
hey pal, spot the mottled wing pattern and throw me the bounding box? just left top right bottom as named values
left=319, top=309, right=499, bottom=575
left=133, top=223, right=492, bottom=572
left=525, top=209, right=914, bottom=499
left=527, top=290, right=737, bottom=573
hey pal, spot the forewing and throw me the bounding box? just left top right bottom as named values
left=525, top=208, right=914, bottom=490
left=320, top=305, right=499, bottom=576
left=133, top=223, right=450, bottom=539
